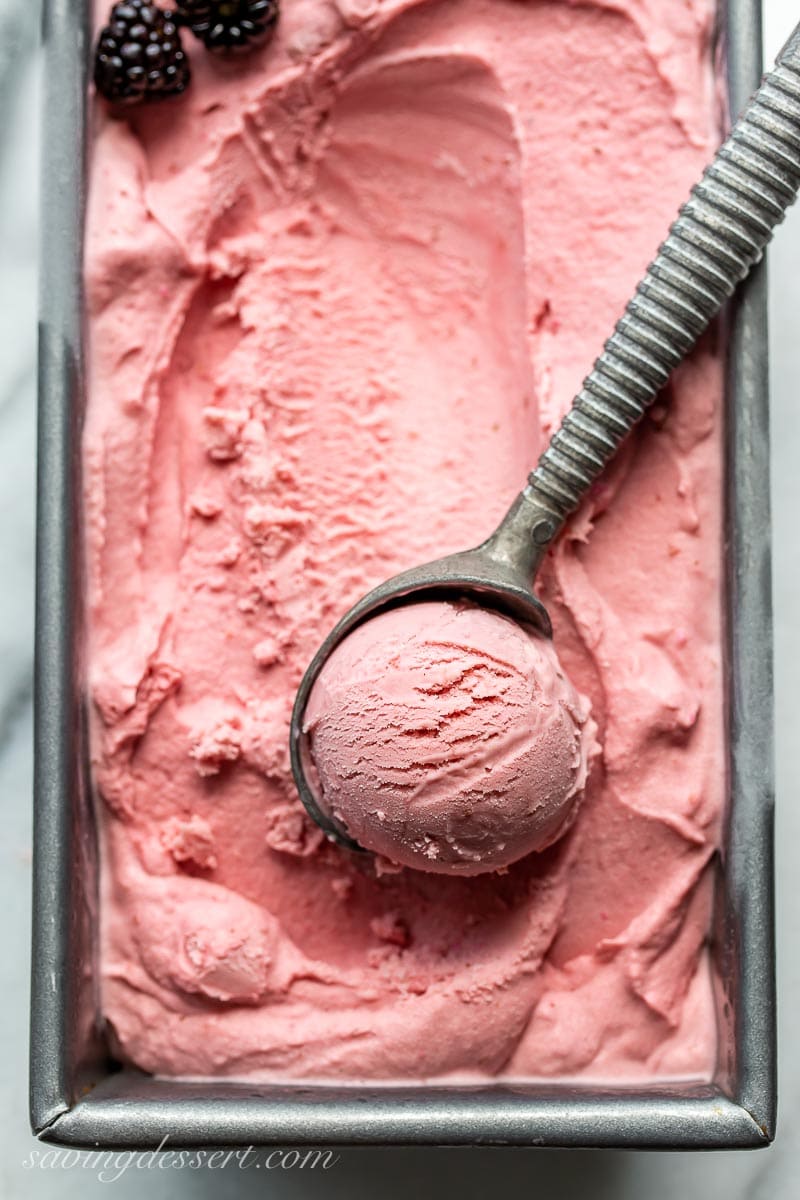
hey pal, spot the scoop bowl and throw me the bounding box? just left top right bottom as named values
left=289, top=490, right=555, bottom=850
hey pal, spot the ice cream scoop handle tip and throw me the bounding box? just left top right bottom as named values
left=524, top=20, right=800, bottom=533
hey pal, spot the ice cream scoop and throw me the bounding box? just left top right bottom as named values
left=303, top=602, right=596, bottom=874
left=291, top=23, right=800, bottom=864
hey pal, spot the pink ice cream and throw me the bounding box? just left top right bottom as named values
left=305, top=602, right=596, bottom=873
left=86, top=0, right=725, bottom=1082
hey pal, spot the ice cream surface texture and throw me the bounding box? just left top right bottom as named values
left=87, top=0, right=726, bottom=1081
left=305, top=602, right=596, bottom=873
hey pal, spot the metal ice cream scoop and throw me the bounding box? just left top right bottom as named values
left=291, top=23, right=800, bottom=851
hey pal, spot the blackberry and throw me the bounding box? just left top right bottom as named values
left=177, top=1, right=279, bottom=53
left=94, top=2, right=191, bottom=104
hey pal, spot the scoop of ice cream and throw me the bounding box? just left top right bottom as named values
left=131, top=877, right=280, bottom=1004
left=304, top=601, right=596, bottom=875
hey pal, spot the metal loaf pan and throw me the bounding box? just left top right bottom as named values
left=30, top=0, right=776, bottom=1149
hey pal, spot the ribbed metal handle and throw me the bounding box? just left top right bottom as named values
left=528, top=26, right=800, bottom=524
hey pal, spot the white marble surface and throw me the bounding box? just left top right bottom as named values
left=2, top=0, right=799, bottom=1194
